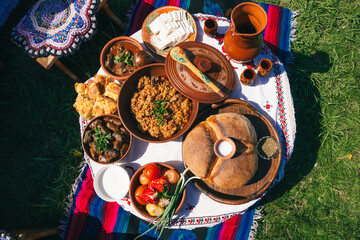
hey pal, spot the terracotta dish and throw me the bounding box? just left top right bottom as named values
left=142, top=6, right=197, bottom=57
left=100, top=36, right=143, bottom=81
left=182, top=99, right=282, bottom=205
left=129, top=162, right=186, bottom=220
left=82, top=114, right=132, bottom=164
left=117, top=63, right=199, bottom=143
left=223, top=2, right=267, bottom=63
left=165, top=41, right=235, bottom=103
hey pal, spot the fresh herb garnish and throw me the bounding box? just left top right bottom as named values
left=124, top=53, right=134, bottom=66
left=153, top=100, right=168, bottom=126
left=93, top=127, right=111, bottom=152
left=114, top=52, right=125, bottom=63
left=113, top=51, right=134, bottom=66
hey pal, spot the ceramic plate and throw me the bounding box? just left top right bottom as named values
left=141, top=6, right=197, bottom=57
left=94, top=165, right=130, bottom=202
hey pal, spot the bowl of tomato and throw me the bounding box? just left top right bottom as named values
left=129, top=162, right=186, bottom=220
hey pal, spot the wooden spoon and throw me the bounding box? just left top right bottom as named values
left=170, top=47, right=225, bottom=98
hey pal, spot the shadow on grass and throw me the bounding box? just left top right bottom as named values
left=261, top=50, right=332, bottom=204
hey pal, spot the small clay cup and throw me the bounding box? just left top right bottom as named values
left=204, top=18, right=218, bottom=38
left=240, top=68, right=256, bottom=85
left=213, top=137, right=236, bottom=159
left=257, top=58, right=272, bottom=77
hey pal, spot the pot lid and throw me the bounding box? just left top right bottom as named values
left=165, top=42, right=235, bottom=104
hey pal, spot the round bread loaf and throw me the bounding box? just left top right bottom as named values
left=182, top=112, right=258, bottom=189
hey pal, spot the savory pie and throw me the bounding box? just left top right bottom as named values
left=73, top=75, right=121, bottom=120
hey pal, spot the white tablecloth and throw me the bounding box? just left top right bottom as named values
left=81, top=13, right=296, bottom=229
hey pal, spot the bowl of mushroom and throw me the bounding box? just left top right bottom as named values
left=82, top=114, right=132, bottom=164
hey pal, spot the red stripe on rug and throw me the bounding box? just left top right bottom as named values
left=66, top=169, right=95, bottom=239
left=168, top=0, right=179, bottom=6
left=102, top=201, right=120, bottom=233
left=264, top=4, right=282, bottom=54
left=218, top=215, right=242, bottom=240
left=74, top=168, right=95, bottom=214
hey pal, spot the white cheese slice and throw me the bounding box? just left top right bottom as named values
left=176, top=11, right=182, bottom=21
left=150, top=34, right=162, bottom=49
left=167, top=12, right=173, bottom=22
left=170, top=11, right=178, bottom=22
left=181, top=11, right=187, bottom=20
left=176, top=27, right=187, bottom=42
left=160, top=14, right=169, bottom=23
left=149, top=17, right=163, bottom=34
left=156, top=37, right=172, bottom=50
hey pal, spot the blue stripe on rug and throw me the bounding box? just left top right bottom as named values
left=205, top=222, right=223, bottom=240
left=113, top=207, right=131, bottom=239
left=279, top=7, right=291, bottom=53
left=236, top=206, right=256, bottom=240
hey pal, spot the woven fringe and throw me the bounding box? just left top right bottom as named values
left=58, top=160, right=87, bottom=239
left=283, top=9, right=299, bottom=74
left=248, top=206, right=263, bottom=240
left=290, top=11, right=299, bottom=42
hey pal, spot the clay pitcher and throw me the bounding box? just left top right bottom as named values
left=224, top=2, right=267, bottom=63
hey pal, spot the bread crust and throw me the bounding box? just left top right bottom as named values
left=183, top=113, right=258, bottom=189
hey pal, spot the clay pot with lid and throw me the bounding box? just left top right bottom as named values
left=224, top=2, right=267, bottom=63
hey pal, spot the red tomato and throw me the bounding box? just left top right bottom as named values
left=143, top=163, right=161, bottom=181
left=164, top=169, right=180, bottom=184
left=139, top=173, right=150, bottom=185
left=141, top=187, right=159, bottom=204
left=134, top=185, right=148, bottom=205
left=148, top=176, right=169, bottom=193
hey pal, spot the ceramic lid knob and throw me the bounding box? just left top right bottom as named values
left=197, top=58, right=212, bottom=73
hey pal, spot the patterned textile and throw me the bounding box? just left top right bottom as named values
left=11, top=0, right=98, bottom=58
left=62, top=2, right=297, bottom=240
left=62, top=165, right=258, bottom=239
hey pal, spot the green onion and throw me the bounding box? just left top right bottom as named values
left=135, top=168, right=199, bottom=240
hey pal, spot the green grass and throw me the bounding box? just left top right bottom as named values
left=0, top=0, right=359, bottom=239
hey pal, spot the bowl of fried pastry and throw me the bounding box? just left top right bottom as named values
left=73, top=75, right=121, bottom=120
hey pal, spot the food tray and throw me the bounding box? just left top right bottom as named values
left=142, top=6, right=197, bottom=57
left=183, top=98, right=282, bottom=205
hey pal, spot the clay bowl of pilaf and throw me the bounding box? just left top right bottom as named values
left=117, top=63, right=199, bottom=143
